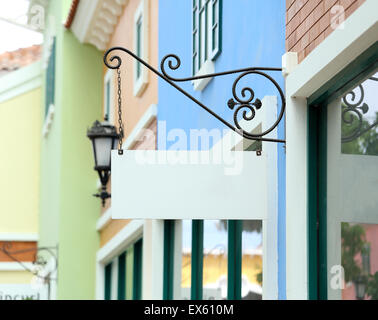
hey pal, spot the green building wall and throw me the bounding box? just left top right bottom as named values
left=39, top=0, right=103, bottom=299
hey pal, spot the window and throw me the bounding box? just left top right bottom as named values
left=103, top=239, right=143, bottom=300
left=45, top=37, right=56, bottom=117
left=192, top=0, right=222, bottom=83
left=104, top=70, right=115, bottom=123
left=164, top=219, right=262, bottom=300
left=133, top=0, right=149, bottom=97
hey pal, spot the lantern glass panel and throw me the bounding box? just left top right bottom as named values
left=94, top=137, right=113, bottom=168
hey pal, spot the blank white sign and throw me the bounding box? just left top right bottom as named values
left=111, top=150, right=270, bottom=220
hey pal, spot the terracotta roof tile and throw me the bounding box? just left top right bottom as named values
left=64, top=0, right=80, bottom=29
left=0, top=45, right=42, bottom=76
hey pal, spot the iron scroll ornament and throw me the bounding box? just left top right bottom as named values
left=104, top=47, right=286, bottom=144
left=342, top=76, right=378, bottom=143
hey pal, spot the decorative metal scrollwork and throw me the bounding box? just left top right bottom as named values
left=342, top=76, right=378, bottom=143
left=0, top=242, right=58, bottom=281
left=104, top=47, right=285, bottom=143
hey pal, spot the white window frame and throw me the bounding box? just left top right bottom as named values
left=133, top=0, right=149, bottom=97
left=104, top=69, right=115, bottom=124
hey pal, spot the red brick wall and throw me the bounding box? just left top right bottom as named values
left=286, top=0, right=366, bottom=63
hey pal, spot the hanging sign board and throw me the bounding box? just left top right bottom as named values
left=111, top=150, right=271, bottom=220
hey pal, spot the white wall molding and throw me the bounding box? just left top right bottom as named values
left=71, top=0, right=129, bottom=51
left=0, top=61, right=42, bottom=103
left=192, top=60, right=215, bottom=91
left=0, top=262, right=34, bottom=271
left=0, top=233, right=38, bottom=242
left=285, top=0, right=377, bottom=300
left=122, top=104, right=157, bottom=150
left=96, top=220, right=144, bottom=264
left=96, top=208, right=112, bottom=231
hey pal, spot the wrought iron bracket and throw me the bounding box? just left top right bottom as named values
left=104, top=47, right=286, bottom=144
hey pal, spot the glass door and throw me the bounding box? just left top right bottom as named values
left=326, top=69, right=378, bottom=300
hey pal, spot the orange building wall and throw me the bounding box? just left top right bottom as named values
left=0, top=242, right=37, bottom=262
left=99, top=0, right=158, bottom=247
left=286, top=0, right=366, bottom=63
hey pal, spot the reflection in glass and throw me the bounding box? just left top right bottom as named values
left=341, top=72, right=378, bottom=156
left=181, top=220, right=192, bottom=299
left=203, top=220, right=228, bottom=300
left=241, top=220, right=263, bottom=300
left=341, top=222, right=378, bottom=300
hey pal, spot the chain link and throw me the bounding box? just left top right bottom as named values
left=117, top=68, right=124, bottom=155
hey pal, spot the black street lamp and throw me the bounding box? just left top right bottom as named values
left=87, top=120, right=119, bottom=207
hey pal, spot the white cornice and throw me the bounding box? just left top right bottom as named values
left=0, top=262, right=35, bottom=271
left=71, top=0, right=129, bottom=51
left=0, top=233, right=38, bottom=242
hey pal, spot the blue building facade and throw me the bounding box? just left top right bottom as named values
left=158, top=0, right=286, bottom=299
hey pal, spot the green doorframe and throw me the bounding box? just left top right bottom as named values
left=227, top=220, right=242, bottom=300
left=191, top=220, right=203, bottom=300
left=307, top=42, right=378, bottom=300
left=307, top=104, right=328, bottom=300
left=163, top=220, right=175, bottom=300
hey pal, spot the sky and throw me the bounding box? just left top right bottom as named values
left=0, top=0, right=43, bottom=54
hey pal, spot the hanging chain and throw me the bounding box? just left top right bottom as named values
left=117, top=68, right=124, bottom=155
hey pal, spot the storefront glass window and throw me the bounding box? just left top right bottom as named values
left=326, top=69, right=378, bottom=300
left=241, top=220, right=263, bottom=300
left=202, top=220, right=228, bottom=300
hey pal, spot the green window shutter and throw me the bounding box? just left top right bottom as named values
left=198, top=0, right=206, bottom=67
left=163, top=220, right=175, bottom=300
left=227, top=220, right=242, bottom=300
left=45, top=37, right=56, bottom=117
left=117, top=252, right=126, bottom=300
left=192, top=0, right=199, bottom=75
left=105, top=80, right=110, bottom=120
left=210, top=0, right=222, bottom=60
left=104, top=262, right=112, bottom=300
left=132, top=238, right=143, bottom=300
left=136, top=18, right=142, bottom=79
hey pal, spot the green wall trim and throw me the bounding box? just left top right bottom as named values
left=191, top=220, right=203, bottom=300
left=104, top=262, right=112, bottom=300
left=133, top=238, right=143, bottom=300
left=117, top=252, right=126, bottom=300
left=307, top=104, right=328, bottom=300
left=163, top=220, right=175, bottom=300
left=227, top=220, right=242, bottom=300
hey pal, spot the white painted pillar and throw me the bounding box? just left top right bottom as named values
left=284, top=52, right=309, bottom=299
left=142, top=219, right=164, bottom=299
